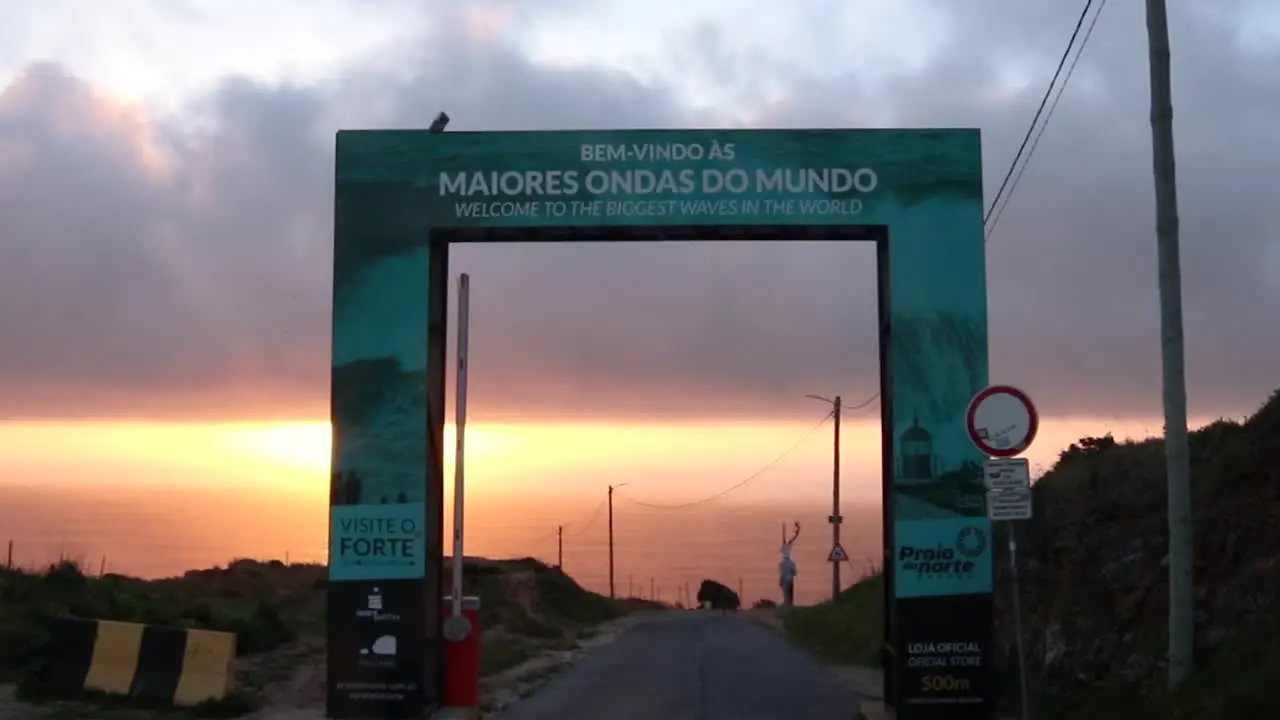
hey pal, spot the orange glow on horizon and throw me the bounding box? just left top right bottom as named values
left=0, top=412, right=1238, bottom=502
left=0, top=412, right=1250, bottom=589
left=0, top=418, right=884, bottom=500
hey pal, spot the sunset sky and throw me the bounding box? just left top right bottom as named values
left=2, top=1, right=1278, bottom=569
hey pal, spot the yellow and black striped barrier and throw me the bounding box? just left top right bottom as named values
left=43, top=617, right=236, bottom=706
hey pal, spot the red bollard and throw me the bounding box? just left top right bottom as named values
left=441, top=596, right=482, bottom=709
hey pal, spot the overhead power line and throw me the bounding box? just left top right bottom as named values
left=618, top=410, right=835, bottom=510
left=566, top=497, right=608, bottom=537
left=523, top=526, right=561, bottom=544
left=984, top=0, right=1099, bottom=241
left=518, top=495, right=607, bottom=545
left=986, top=0, right=1110, bottom=241
left=844, top=392, right=880, bottom=412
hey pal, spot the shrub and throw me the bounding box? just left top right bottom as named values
left=221, top=601, right=296, bottom=656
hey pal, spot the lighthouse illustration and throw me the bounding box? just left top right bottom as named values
left=896, top=412, right=939, bottom=486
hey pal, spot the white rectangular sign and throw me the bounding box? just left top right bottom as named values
left=987, top=488, right=1033, bottom=521
left=983, top=457, right=1031, bottom=491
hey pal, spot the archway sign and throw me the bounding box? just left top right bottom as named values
left=328, top=127, right=994, bottom=719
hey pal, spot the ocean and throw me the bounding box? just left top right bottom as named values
left=0, top=483, right=883, bottom=606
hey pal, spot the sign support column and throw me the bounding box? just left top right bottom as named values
left=970, top=384, right=1040, bottom=720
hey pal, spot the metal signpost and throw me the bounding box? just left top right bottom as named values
left=967, top=385, right=1039, bottom=720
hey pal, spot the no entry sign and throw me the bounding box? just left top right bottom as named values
left=966, top=385, right=1038, bottom=457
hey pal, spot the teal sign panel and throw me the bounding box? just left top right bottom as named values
left=329, top=502, right=427, bottom=581
left=893, top=517, right=993, bottom=598
left=332, top=127, right=993, bottom=717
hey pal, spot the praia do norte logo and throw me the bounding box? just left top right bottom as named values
left=899, top=526, right=988, bottom=581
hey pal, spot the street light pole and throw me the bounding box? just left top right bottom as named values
left=806, top=394, right=843, bottom=601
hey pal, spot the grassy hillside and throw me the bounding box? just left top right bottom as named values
left=0, top=559, right=307, bottom=682
left=785, top=388, right=1280, bottom=719
left=782, top=571, right=883, bottom=667
left=0, top=555, right=652, bottom=716
left=996, top=388, right=1280, bottom=717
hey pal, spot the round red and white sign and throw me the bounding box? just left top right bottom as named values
left=965, top=385, right=1038, bottom=457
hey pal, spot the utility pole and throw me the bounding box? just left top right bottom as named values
left=832, top=394, right=842, bottom=599
left=806, top=393, right=844, bottom=601
left=1144, top=0, right=1193, bottom=688
left=608, top=486, right=616, bottom=598
left=557, top=525, right=563, bottom=570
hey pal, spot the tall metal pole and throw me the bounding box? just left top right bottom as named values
left=1144, top=0, right=1193, bottom=687
left=832, top=395, right=842, bottom=600
left=608, top=485, right=616, bottom=599
left=557, top=525, right=563, bottom=569
left=450, top=274, right=470, bottom=622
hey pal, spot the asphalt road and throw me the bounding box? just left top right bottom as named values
left=501, top=611, right=860, bottom=720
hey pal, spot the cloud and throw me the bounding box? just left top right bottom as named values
left=0, top=1, right=1277, bottom=423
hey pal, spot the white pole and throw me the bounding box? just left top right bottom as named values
left=1144, top=0, right=1193, bottom=687
left=451, top=273, right=470, bottom=620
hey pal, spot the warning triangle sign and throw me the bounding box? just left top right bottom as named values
left=827, top=544, right=848, bottom=563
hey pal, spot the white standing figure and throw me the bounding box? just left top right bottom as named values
left=779, top=521, right=801, bottom=607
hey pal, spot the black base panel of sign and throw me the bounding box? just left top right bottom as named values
left=327, top=578, right=433, bottom=718
left=893, top=593, right=995, bottom=720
